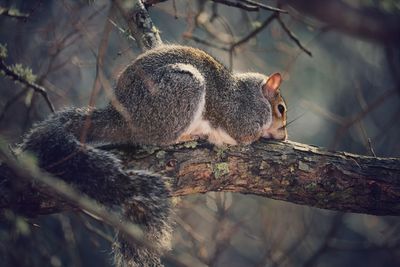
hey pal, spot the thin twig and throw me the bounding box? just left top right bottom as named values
left=183, top=33, right=230, bottom=51
left=82, top=218, right=114, bottom=243
left=108, top=18, right=136, bottom=41
left=330, top=89, right=396, bottom=149
left=368, top=138, right=377, bottom=157
left=211, top=0, right=258, bottom=12
left=231, top=13, right=278, bottom=50
left=80, top=4, right=115, bottom=145
left=277, top=16, right=312, bottom=57
left=172, top=0, right=178, bottom=19
left=239, top=0, right=288, bottom=13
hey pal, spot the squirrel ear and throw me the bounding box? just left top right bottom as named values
left=263, top=73, right=282, bottom=97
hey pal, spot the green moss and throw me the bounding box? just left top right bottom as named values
left=11, top=64, right=37, bottom=83
left=16, top=217, right=30, bottom=236
left=304, top=182, right=317, bottom=191
left=298, top=161, right=310, bottom=171
left=214, top=145, right=227, bottom=159
left=0, top=43, right=7, bottom=59
left=152, top=26, right=161, bottom=35
left=341, top=188, right=354, bottom=199
left=183, top=141, right=198, bottom=148
left=7, top=7, right=28, bottom=18
left=141, top=145, right=157, bottom=154
left=214, top=162, right=229, bottom=178
left=155, top=150, right=166, bottom=159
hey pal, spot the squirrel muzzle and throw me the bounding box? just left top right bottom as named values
left=262, top=123, right=287, bottom=141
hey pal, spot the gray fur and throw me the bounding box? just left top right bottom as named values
left=21, top=45, right=274, bottom=267
left=116, top=45, right=272, bottom=143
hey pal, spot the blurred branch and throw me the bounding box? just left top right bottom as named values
left=2, top=139, right=400, bottom=217
left=0, top=6, right=29, bottom=20
left=230, top=13, right=278, bottom=50
left=182, top=33, right=230, bottom=51
left=0, top=58, right=55, bottom=113
left=211, top=0, right=286, bottom=13
left=330, top=89, right=396, bottom=149
left=238, top=0, right=287, bottom=13
left=0, top=88, right=29, bottom=122
left=302, top=214, right=343, bottom=267
left=302, top=88, right=397, bottom=150
left=281, top=0, right=400, bottom=44
left=144, top=0, right=287, bottom=13
left=211, top=0, right=259, bottom=12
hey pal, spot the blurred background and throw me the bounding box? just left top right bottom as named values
left=0, top=0, right=399, bottom=266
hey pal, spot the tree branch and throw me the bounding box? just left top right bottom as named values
left=0, top=6, right=29, bottom=20
left=277, top=15, right=312, bottom=57
left=0, top=57, right=55, bottom=113
left=281, top=0, right=400, bottom=44
left=1, top=140, right=399, bottom=217
left=113, top=0, right=162, bottom=50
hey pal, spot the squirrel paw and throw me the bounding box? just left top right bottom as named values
left=176, top=134, right=201, bottom=143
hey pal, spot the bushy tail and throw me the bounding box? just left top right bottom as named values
left=113, top=170, right=173, bottom=267
left=21, top=107, right=173, bottom=266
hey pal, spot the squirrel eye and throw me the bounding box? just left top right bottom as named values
left=278, top=104, right=285, bottom=115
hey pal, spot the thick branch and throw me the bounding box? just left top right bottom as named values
left=113, top=0, right=162, bottom=50
left=1, top=140, right=399, bottom=217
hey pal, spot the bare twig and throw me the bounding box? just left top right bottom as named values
left=239, top=0, right=288, bottom=13
left=330, top=89, right=396, bottom=148
left=183, top=33, right=230, bottom=51
left=231, top=13, right=278, bottom=50
left=277, top=15, right=312, bottom=57
left=80, top=4, right=116, bottom=145
left=211, top=0, right=259, bottom=12
left=144, top=0, right=287, bottom=13
left=368, top=138, right=377, bottom=157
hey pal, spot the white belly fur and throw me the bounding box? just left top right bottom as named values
left=180, top=91, right=237, bottom=146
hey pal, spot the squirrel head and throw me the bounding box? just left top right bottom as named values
left=261, top=73, right=287, bottom=140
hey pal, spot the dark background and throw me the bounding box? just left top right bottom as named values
left=0, top=0, right=399, bottom=266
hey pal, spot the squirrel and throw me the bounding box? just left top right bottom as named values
left=20, top=45, right=287, bottom=267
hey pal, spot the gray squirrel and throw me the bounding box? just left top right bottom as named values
left=21, top=45, right=287, bottom=266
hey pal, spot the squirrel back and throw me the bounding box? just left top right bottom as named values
left=20, top=45, right=287, bottom=267
left=115, top=45, right=287, bottom=145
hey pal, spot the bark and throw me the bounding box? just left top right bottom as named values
left=1, top=139, right=399, bottom=217
left=113, top=0, right=163, bottom=50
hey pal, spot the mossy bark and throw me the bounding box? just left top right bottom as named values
left=2, top=139, right=399, bottom=217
